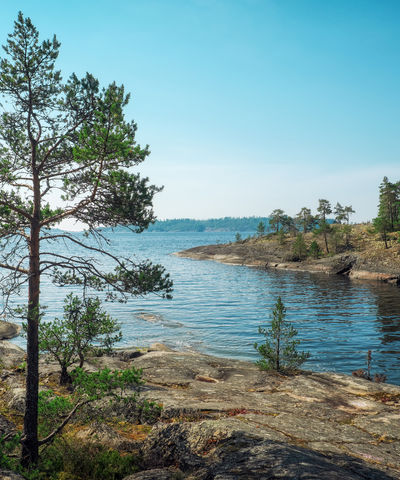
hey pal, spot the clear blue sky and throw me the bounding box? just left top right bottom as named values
left=1, top=0, right=399, bottom=222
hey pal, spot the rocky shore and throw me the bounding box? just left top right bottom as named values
left=174, top=236, right=400, bottom=286
left=1, top=341, right=400, bottom=479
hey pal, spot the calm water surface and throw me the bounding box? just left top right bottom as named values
left=12, top=230, right=400, bottom=385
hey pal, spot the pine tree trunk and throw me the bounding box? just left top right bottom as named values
left=60, top=365, right=72, bottom=385
left=276, top=336, right=280, bottom=372
left=21, top=219, right=40, bottom=467
left=79, top=353, right=84, bottom=369
left=323, top=232, right=329, bottom=253
left=22, top=162, right=41, bottom=467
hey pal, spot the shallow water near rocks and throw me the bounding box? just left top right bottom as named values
left=10, top=230, right=400, bottom=385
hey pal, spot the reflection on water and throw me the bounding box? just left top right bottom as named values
left=9, top=230, right=400, bottom=385
left=376, top=294, right=400, bottom=345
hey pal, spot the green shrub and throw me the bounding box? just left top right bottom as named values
left=0, top=433, right=21, bottom=471
left=36, top=294, right=122, bottom=384
left=277, top=229, right=285, bottom=245
left=38, top=391, right=74, bottom=437
left=55, top=440, right=139, bottom=480
left=292, top=233, right=307, bottom=260
left=308, top=240, right=322, bottom=259
left=32, top=438, right=139, bottom=480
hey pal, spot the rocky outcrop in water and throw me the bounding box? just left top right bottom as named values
left=175, top=242, right=400, bottom=285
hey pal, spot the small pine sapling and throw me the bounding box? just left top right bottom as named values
left=277, top=229, right=285, bottom=245
left=257, top=221, right=266, bottom=237
left=254, top=297, right=310, bottom=372
left=292, top=233, right=307, bottom=261
left=37, top=294, right=122, bottom=384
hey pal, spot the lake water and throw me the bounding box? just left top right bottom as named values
left=11, top=230, right=400, bottom=385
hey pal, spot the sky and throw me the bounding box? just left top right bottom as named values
left=1, top=0, right=400, bottom=224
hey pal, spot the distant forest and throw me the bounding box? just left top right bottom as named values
left=147, top=217, right=271, bottom=232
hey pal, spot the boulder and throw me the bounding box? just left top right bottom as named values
left=0, top=341, right=25, bottom=368
left=4, top=386, right=25, bottom=412
left=0, top=321, right=20, bottom=340
left=71, top=422, right=140, bottom=452
left=139, top=420, right=398, bottom=479
left=148, top=343, right=174, bottom=352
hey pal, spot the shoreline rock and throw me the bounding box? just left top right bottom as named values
left=1, top=345, right=400, bottom=478
left=175, top=245, right=400, bottom=286
left=0, top=321, right=21, bottom=340
left=132, top=349, right=400, bottom=479
left=0, top=340, right=25, bottom=368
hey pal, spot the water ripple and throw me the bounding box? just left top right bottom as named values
left=9, top=230, right=400, bottom=385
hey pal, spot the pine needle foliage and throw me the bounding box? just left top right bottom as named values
left=36, top=294, right=122, bottom=385
left=254, top=297, right=310, bottom=372
left=292, top=233, right=307, bottom=260
left=0, top=12, right=173, bottom=465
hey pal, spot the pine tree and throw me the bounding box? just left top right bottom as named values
left=308, top=240, right=322, bottom=259
left=334, top=202, right=345, bottom=223
left=256, top=221, right=266, bottom=237
left=292, top=233, right=307, bottom=260
left=377, top=177, right=400, bottom=232
left=0, top=13, right=172, bottom=466
left=269, top=209, right=285, bottom=233
left=317, top=199, right=332, bottom=253
left=254, top=297, right=310, bottom=372
left=295, top=207, right=315, bottom=233
left=281, top=215, right=297, bottom=236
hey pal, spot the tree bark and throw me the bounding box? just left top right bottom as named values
left=21, top=218, right=40, bottom=467
left=22, top=161, right=41, bottom=467
left=323, top=232, right=329, bottom=254
left=276, top=333, right=280, bottom=372
left=60, top=365, right=72, bottom=386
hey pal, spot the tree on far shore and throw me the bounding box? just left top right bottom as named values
left=334, top=203, right=355, bottom=224
left=316, top=199, right=332, bottom=253
left=269, top=209, right=285, bottom=233
left=375, top=177, right=400, bottom=233
left=295, top=207, right=315, bottom=233
left=256, top=221, right=266, bottom=237
left=0, top=13, right=172, bottom=467
left=292, top=233, right=307, bottom=260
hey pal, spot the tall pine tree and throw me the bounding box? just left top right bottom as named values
left=0, top=13, right=172, bottom=466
